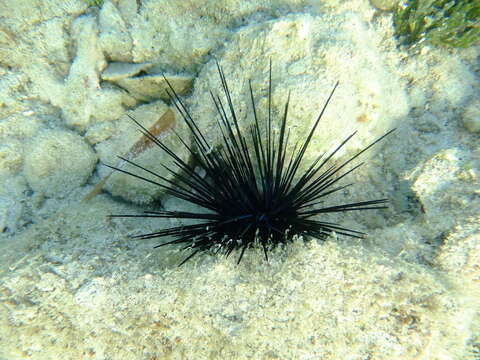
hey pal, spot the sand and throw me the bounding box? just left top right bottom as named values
left=0, top=0, right=478, bottom=359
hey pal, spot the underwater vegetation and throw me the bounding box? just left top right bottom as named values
left=83, top=0, right=103, bottom=7
left=394, top=0, right=480, bottom=48
left=108, top=62, right=394, bottom=265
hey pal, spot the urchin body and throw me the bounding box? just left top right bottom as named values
left=108, top=61, right=394, bottom=265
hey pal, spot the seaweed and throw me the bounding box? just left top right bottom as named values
left=83, top=0, right=103, bottom=7
left=394, top=0, right=480, bottom=48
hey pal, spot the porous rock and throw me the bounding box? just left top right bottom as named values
left=24, top=130, right=97, bottom=197
left=98, top=0, right=133, bottom=62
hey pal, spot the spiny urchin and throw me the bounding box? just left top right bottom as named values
left=107, top=61, right=394, bottom=265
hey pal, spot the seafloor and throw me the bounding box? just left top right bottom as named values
left=0, top=0, right=479, bottom=359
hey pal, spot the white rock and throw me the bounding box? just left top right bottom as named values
left=98, top=0, right=133, bottom=62
left=189, top=13, right=408, bottom=167
left=36, top=15, right=128, bottom=131
left=24, top=129, right=97, bottom=197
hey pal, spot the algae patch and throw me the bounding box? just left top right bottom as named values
left=394, top=0, right=480, bottom=48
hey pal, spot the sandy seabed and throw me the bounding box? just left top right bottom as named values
left=0, top=0, right=479, bottom=359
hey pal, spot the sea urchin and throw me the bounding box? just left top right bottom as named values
left=107, top=61, right=394, bottom=265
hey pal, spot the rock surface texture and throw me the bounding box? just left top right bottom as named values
left=0, top=0, right=478, bottom=359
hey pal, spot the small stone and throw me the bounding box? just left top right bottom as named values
left=114, top=73, right=193, bottom=102
left=24, top=130, right=97, bottom=197
left=101, top=62, right=154, bottom=81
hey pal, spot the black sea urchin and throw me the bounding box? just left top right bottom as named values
left=107, top=61, right=394, bottom=265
